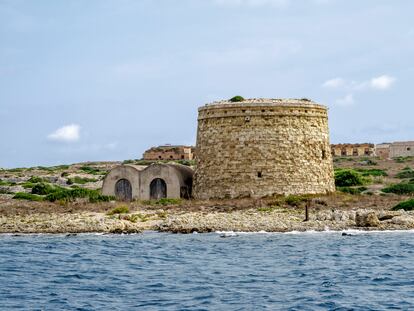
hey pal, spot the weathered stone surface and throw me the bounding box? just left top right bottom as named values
left=355, top=212, right=380, bottom=227
left=193, top=98, right=335, bottom=199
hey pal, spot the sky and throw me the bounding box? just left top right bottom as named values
left=1, top=0, right=413, bottom=168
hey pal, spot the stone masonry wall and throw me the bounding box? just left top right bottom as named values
left=193, top=99, right=335, bottom=199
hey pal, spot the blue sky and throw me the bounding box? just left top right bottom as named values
left=1, top=0, right=413, bottom=168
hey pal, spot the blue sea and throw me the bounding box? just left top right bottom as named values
left=1, top=231, right=414, bottom=310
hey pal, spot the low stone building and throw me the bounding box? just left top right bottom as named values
left=143, top=145, right=195, bottom=161
left=102, top=163, right=193, bottom=201
left=375, top=143, right=391, bottom=159
left=389, top=141, right=414, bottom=158
left=331, top=143, right=375, bottom=157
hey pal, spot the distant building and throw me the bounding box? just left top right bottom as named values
left=389, top=141, right=414, bottom=158
left=331, top=143, right=375, bottom=157
left=375, top=143, right=391, bottom=159
left=143, top=145, right=195, bottom=161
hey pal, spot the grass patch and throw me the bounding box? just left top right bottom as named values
left=355, top=168, right=387, bottom=177
left=0, top=179, right=16, bottom=186
left=394, top=156, right=414, bottom=163
left=142, top=198, right=182, bottom=206
left=392, top=199, right=414, bottom=211
left=36, top=165, right=70, bottom=172
left=396, top=169, right=414, bottom=179
left=107, top=205, right=129, bottom=215
left=285, top=195, right=308, bottom=207
left=337, top=186, right=368, bottom=195
left=13, top=192, right=43, bottom=201
left=67, top=176, right=98, bottom=185
left=79, top=166, right=107, bottom=175
left=382, top=183, right=414, bottom=195
left=45, top=188, right=114, bottom=203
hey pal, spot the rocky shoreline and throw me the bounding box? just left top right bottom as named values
left=1, top=207, right=414, bottom=234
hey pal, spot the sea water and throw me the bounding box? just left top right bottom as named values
left=1, top=231, right=414, bottom=310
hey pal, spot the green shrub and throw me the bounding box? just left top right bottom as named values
left=45, top=188, right=114, bottom=203
left=392, top=199, right=414, bottom=211
left=21, top=182, right=36, bottom=189
left=31, top=183, right=60, bottom=195
left=355, top=168, right=387, bottom=177
left=61, top=172, right=69, bottom=177
left=337, top=186, right=368, bottom=195
left=285, top=195, right=307, bottom=207
left=13, top=192, right=43, bottom=201
left=66, top=176, right=98, bottom=185
left=229, top=95, right=245, bottom=102
left=396, top=169, right=414, bottom=179
left=107, top=205, right=129, bottom=215
left=334, top=169, right=365, bottom=187
left=382, top=183, right=414, bottom=195
left=27, top=176, right=45, bottom=183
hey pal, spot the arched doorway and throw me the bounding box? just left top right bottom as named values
left=150, top=178, right=167, bottom=199
left=115, top=179, right=132, bottom=201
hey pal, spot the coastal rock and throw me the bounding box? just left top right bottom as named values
left=355, top=212, right=380, bottom=227
left=391, top=215, right=414, bottom=226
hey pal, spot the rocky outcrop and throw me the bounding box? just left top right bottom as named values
left=355, top=212, right=380, bottom=227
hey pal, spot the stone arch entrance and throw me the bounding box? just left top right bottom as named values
left=115, top=179, right=132, bottom=201
left=150, top=178, right=167, bottom=199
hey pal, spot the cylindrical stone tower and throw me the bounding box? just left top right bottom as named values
left=193, top=98, right=335, bottom=199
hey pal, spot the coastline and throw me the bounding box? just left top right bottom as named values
left=1, top=198, right=413, bottom=234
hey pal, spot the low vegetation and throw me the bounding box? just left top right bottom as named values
left=142, top=198, right=182, bottom=206
left=337, top=186, right=367, bottom=195
left=229, top=95, right=245, bottom=102
left=107, top=205, right=130, bottom=215
left=382, top=183, right=414, bottom=195
left=394, top=156, right=414, bottom=163
left=396, top=168, right=414, bottom=179
left=66, top=176, right=98, bottom=185
left=13, top=192, right=43, bottom=201
left=285, top=195, right=308, bottom=207
left=79, top=166, right=107, bottom=175
left=334, top=169, right=367, bottom=187
left=354, top=168, right=387, bottom=177
left=45, top=188, right=114, bottom=203
left=392, top=199, right=414, bottom=211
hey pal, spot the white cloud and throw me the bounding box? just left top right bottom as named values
left=322, top=77, right=345, bottom=88
left=322, top=75, right=396, bottom=91
left=48, top=124, right=81, bottom=142
left=369, top=75, right=396, bottom=90
left=335, top=94, right=354, bottom=107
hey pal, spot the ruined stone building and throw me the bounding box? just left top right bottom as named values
left=375, top=143, right=391, bottom=159
left=192, top=98, right=335, bottom=199
left=331, top=143, right=375, bottom=157
left=143, top=145, right=195, bottom=161
left=389, top=141, right=414, bottom=158
left=102, top=163, right=193, bottom=201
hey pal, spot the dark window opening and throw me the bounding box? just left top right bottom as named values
left=408, top=147, right=411, bottom=151
left=181, top=155, right=185, bottom=159
left=257, top=172, right=262, bottom=178
left=170, top=155, right=173, bottom=159
left=322, top=149, right=327, bottom=159
left=158, top=156, right=162, bottom=159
